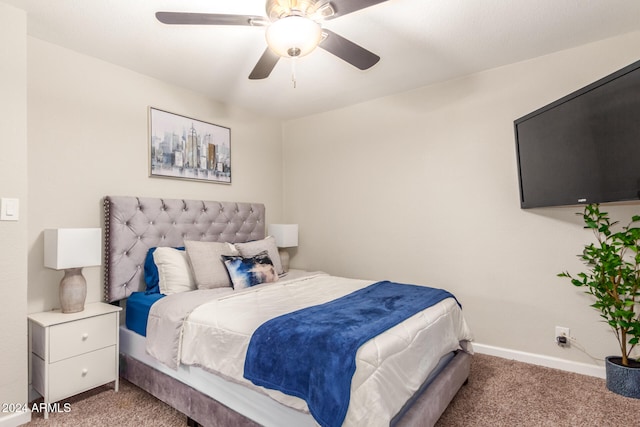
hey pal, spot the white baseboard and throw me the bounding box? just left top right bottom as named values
left=0, top=411, right=31, bottom=427
left=473, top=343, right=606, bottom=379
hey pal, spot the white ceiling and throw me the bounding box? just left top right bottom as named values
left=5, top=0, right=640, bottom=119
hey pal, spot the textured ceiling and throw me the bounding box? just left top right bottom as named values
left=5, top=0, right=640, bottom=119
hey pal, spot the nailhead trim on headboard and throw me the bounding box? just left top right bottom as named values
left=103, top=198, right=111, bottom=302
left=103, top=196, right=266, bottom=302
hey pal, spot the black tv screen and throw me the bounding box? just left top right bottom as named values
left=514, top=59, right=640, bottom=209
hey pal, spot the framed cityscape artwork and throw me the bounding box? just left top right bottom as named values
left=149, top=107, right=231, bottom=184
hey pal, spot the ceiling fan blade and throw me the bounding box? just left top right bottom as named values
left=156, top=12, right=268, bottom=26
left=325, top=0, right=389, bottom=19
left=319, top=29, right=380, bottom=70
left=249, top=48, right=280, bottom=80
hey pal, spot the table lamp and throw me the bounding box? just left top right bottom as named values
left=268, top=224, right=298, bottom=273
left=44, top=228, right=102, bottom=313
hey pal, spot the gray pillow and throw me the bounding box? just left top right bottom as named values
left=234, top=236, right=283, bottom=275
left=184, top=240, right=239, bottom=289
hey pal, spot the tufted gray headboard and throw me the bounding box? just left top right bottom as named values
left=103, top=196, right=266, bottom=302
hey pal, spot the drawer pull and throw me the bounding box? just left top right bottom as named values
left=81, top=333, right=89, bottom=341
left=81, top=368, right=88, bottom=377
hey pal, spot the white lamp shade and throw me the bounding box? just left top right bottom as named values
left=44, top=228, right=102, bottom=270
left=268, top=224, right=299, bottom=248
left=266, top=16, right=322, bottom=58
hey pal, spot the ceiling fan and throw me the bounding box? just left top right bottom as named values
left=156, top=0, right=389, bottom=80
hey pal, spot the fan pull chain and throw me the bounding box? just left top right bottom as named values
left=291, top=57, right=297, bottom=89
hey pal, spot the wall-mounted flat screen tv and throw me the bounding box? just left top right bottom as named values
left=514, top=59, right=640, bottom=209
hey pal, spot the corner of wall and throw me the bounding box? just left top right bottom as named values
left=0, top=2, right=29, bottom=418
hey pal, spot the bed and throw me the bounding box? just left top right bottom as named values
left=103, top=195, right=473, bottom=427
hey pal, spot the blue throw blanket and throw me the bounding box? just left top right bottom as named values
left=243, top=281, right=459, bottom=427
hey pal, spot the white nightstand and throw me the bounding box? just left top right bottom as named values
left=28, top=302, right=122, bottom=419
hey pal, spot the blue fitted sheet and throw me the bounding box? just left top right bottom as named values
left=126, top=292, right=165, bottom=336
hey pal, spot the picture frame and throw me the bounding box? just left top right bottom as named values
left=149, top=107, right=231, bottom=184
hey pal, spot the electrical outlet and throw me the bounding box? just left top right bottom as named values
left=555, top=326, right=570, bottom=347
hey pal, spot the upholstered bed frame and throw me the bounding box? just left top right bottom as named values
left=103, top=195, right=470, bottom=427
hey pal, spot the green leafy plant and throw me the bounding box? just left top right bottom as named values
left=558, top=204, right=640, bottom=366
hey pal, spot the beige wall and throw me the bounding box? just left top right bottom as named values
left=0, top=3, right=29, bottom=425
left=283, top=31, right=640, bottom=367
left=26, top=38, right=285, bottom=313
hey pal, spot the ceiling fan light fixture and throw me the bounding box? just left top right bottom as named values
left=265, top=15, right=322, bottom=58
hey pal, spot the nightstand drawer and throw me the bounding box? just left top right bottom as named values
left=49, top=313, right=116, bottom=362
left=48, top=346, right=116, bottom=403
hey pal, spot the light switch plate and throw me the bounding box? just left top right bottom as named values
left=0, top=198, right=19, bottom=221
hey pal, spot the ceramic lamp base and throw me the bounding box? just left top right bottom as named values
left=278, top=248, right=290, bottom=273
left=59, top=267, right=87, bottom=314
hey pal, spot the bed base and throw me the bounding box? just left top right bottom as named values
left=121, top=354, right=258, bottom=427
left=393, top=350, right=470, bottom=427
left=120, top=350, right=470, bottom=427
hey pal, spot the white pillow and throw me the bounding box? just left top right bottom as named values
left=234, top=236, right=284, bottom=275
left=152, top=247, right=195, bottom=295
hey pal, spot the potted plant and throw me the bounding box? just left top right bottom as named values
left=558, top=203, right=640, bottom=398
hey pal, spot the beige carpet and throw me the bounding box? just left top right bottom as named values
left=436, top=354, right=640, bottom=426
left=25, top=354, right=640, bottom=426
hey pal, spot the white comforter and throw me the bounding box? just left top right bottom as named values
left=167, top=273, right=473, bottom=427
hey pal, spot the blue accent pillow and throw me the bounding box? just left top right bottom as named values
left=144, top=246, right=185, bottom=294
left=222, top=250, right=278, bottom=290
